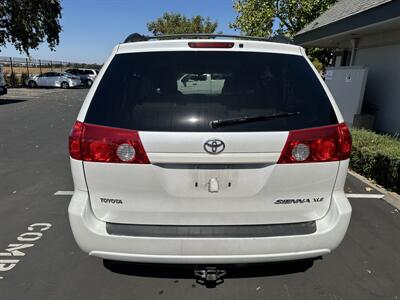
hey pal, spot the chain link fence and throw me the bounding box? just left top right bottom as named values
left=0, top=56, right=101, bottom=87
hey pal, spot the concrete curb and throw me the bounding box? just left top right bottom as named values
left=348, top=170, right=400, bottom=210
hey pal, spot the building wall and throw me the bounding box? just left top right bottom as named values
left=354, top=42, right=400, bottom=135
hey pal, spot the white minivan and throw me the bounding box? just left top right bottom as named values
left=68, top=34, right=352, bottom=265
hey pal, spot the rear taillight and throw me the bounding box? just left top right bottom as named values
left=188, top=42, right=234, bottom=48
left=338, top=123, right=352, bottom=160
left=68, top=121, right=149, bottom=164
left=277, top=123, right=352, bottom=164
left=69, top=121, right=84, bottom=160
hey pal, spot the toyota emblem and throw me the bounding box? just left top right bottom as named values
left=204, top=139, right=225, bottom=154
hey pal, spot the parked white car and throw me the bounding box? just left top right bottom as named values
left=68, top=35, right=352, bottom=268
left=65, top=68, right=98, bottom=87
left=177, top=73, right=225, bottom=95
left=26, top=72, right=81, bottom=89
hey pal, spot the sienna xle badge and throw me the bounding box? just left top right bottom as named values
left=68, top=34, right=352, bottom=266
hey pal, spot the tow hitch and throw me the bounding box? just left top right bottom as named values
left=194, top=267, right=227, bottom=287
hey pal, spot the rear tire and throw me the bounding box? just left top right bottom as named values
left=61, top=81, right=69, bottom=89
left=28, top=80, right=37, bottom=88
left=87, top=79, right=93, bottom=87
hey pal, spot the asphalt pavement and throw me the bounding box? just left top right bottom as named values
left=0, top=88, right=399, bottom=300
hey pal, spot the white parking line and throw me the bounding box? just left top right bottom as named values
left=54, top=191, right=74, bottom=196
left=346, top=193, right=384, bottom=199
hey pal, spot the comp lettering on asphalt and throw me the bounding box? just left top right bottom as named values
left=0, top=223, right=52, bottom=279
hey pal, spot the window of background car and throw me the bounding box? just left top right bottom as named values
left=85, top=51, right=337, bottom=132
left=65, top=69, right=73, bottom=74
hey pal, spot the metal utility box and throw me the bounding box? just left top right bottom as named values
left=325, top=66, right=369, bottom=126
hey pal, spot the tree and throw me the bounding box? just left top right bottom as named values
left=230, top=0, right=337, bottom=66
left=0, top=0, right=62, bottom=55
left=147, top=12, right=218, bottom=35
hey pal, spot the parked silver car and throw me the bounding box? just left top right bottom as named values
left=65, top=68, right=98, bottom=87
left=26, top=72, right=81, bottom=89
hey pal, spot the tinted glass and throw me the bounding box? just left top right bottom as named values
left=44, top=72, right=56, bottom=77
left=66, top=69, right=77, bottom=75
left=85, top=52, right=337, bottom=132
left=80, top=70, right=94, bottom=75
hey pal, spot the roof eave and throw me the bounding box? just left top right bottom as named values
left=294, top=1, right=400, bottom=47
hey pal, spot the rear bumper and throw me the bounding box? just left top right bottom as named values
left=68, top=190, right=351, bottom=264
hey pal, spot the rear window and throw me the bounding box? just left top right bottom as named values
left=82, top=70, right=94, bottom=75
left=66, top=69, right=77, bottom=75
left=85, top=51, right=337, bottom=132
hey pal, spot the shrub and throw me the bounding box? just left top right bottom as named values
left=4, top=71, right=19, bottom=86
left=350, top=128, right=400, bottom=193
left=20, top=72, right=29, bottom=86
left=3, top=70, right=9, bottom=84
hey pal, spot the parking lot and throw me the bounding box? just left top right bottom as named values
left=0, top=88, right=400, bottom=300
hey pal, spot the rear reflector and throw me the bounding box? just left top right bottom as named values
left=68, top=121, right=149, bottom=164
left=188, top=42, right=234, bottom=48
left=277, top=123, right=352, bottom=164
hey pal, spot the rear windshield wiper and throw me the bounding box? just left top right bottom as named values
left=210, top=112, right=300, bottom=129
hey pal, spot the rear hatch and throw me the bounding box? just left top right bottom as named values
left=78, top=46, right=343, bottom=225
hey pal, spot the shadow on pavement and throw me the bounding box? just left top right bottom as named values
left=0, top=99, right=27, bottom=105
left=103, top=258, right=316, bottom=287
